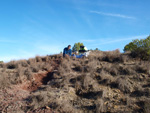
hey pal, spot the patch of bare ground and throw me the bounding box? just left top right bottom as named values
left=0, top=55, right=61, bottom=113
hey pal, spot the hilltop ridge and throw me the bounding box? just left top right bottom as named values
left=0, top=50, right=150, bottom=113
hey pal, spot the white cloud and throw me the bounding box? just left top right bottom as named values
left=90, top=10, right=136, bottom=19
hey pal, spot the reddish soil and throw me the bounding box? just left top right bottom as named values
left=0, top=58, right=62, bottom=113
left=22, top=71, right=49, bottom=92
left=22, top=59, right=61, bottom=92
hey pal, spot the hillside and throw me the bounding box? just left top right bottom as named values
left=0, top=50, right=150, bottom=113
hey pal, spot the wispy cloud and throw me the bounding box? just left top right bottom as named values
left=81, top=35, right=148, bottom=47
left=90, top=10, right=136, bottom=19
left=80, top=39, right=95, bottom=42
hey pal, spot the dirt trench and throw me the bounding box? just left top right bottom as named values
left=22, top=59, right=61, bottom=92
left=0, top=59, right=61, bottom=113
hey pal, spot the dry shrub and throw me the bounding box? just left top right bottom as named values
left=95, top=99, right=106, bottom=113
left=143, top=99, right=150, bottom=113
left=119, top=65, right=136, bottom=75
left=83, top=74, right=100, bottom=91
left=131, top=88, right=150, bottom=97
left=17, top=60, right=28, bottom=67
left=89, top=50, right=104, bottom=61
left=125, top=95, right=133, bottom=106
left=135, top=99, right=150, bottom=113
left=6, top=61, right=18, bottom=69
left=0, top=68, right=27, bottom=88
left=95, top=70, right=114, bottom=85
left=35, top=56, right=42, bottom=62
left=0, top=72, right=10, bottom=89
left=30, top=65, right=39, bottom=73
left=102, top=64, right=136, bottom=76
left=28, top=92, right=51, bottom=110
left=71, top=58, right=98, bottom=73
left=58, top=59, right=72, bottom=75
left=0, top=63, right=6, bottom=68
left=102, top=64, right=119, bottom=76
left=102, top=49, right=121, bottom=62
left=27, top=89, right=76, bottom=113
left=24, top=68, right=33, bottom=80
left=87, top=59, right=99, bottom=73
left=74, top=74, right=104, bottom=100
left=145, top=88, right=150, bottom=97
left=27, top=58, right=36, bottom=65
left=135, top=63, right=150, bottom=74
left=72, top=63, right=83, bottom=72
left=10, top=68, right=25, bottom=84
left=89, top=50, right=131, bottom=64
left=41, top=63, right=52, bottom=71
left=1, top=68, right=6, bottom=73
left=29, top=61, right=49, bottom=73
left=115, top=77, right=134, bottom=93
left=120, top=54, right=129, bottom=63
left=130, top=90, right=146, bottom=97
left=7, top=67, right=33, bottom=85
left=41, top=56, right=51, bottom=62
left=98, top=63, right=120, bottom=76
left=89, top=49, right=122, bottom=63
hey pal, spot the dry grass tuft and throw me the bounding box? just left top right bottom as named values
left=95, top=69, right=114, bottom=85
left=95, top=99, right=106, bottom=113
left=0, top=72, right=10, bottom=88
left=115, top=77, right=134, bottom=93
left=6, top=61, right=18, bottom=69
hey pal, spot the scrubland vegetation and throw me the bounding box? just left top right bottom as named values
left=0, top=49, right=150, bottom=113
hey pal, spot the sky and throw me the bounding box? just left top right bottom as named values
left=0, top=0, right=150, bottom=62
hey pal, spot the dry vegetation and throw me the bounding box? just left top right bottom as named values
left=0, top=50, right=150, bottom=113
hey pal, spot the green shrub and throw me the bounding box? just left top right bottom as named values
left=72, top=42, right=84, bottom=52
left=124, top=36, right=150, bottom=60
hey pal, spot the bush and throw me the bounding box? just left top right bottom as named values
left=115, top=77, right=134, bottom=93
left=102, top=49, right=121, bottom=62
left=0, top=72, right=10, bottom=88
left=6, top=61, right=18, bottom=69
left=35, top=56, right=42, bottom=62
left=72, top=42, right=84, bottom=52
left=95, top=99, right=106, bottom=113
left=18, top=60, right=28, bottom=67
left=144, top=100, right=150, bottom=113
left=24, top=68, right=33, bottom=80
left=95, top=69, right=114, bottom=85
left=124, top=36, right=150, bottom=60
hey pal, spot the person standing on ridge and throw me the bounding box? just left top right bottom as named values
left=63, top=45, right=72, bottom=57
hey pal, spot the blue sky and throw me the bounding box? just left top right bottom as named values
left=0, top=0, right=150, bottom=62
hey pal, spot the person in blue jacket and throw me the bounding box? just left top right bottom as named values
left=63, top=45, right=72, bottom=57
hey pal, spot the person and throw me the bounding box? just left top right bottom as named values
left=79, top=46, right=88, bottom=53
left=63, top=45, right=72, bottom=57
left=74, top=46, right=90, bottom=58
